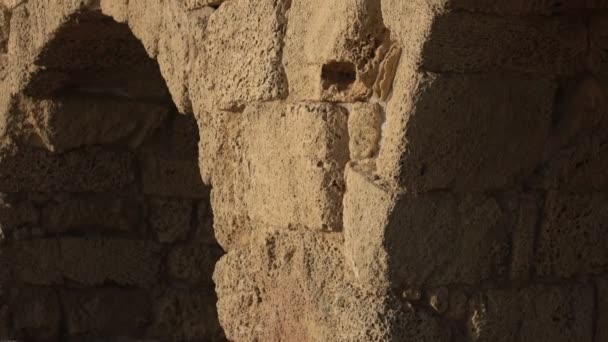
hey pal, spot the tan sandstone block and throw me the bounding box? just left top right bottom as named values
left=8, top=238, right=162, bottom=287
left=344, top=164, right=512, bottom=289
left=184, top=0, right=224, bottom=10
left=376, top=62, right=554, bottom=192
left=283, top=0, right=389, bottom=102
left=468, top=283, right=594, bottom=342
left=240, top=102, right=349, bottom=232
left=100, top=0, right=128, bottom=23
left=536, top=192, right=608, bottom=278
left=190, top=0, right=289, bottom=111
left=61, top=288, right=151, bottom=337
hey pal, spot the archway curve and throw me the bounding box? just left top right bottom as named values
left=0, top=4, right=225, bottom=341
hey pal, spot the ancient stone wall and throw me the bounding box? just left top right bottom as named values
left=0, top=0, right=607, bottom=341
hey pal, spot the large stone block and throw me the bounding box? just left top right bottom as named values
left=467, top=283, right=594, bottom=342
left=148, top=198, right=193, bottom=243
left=190, top=0, right=289, bottom=111
left=0, top=145, right=136, bottom=193
left=41, top=195, right=143, bottom=235
left=283, top=0, right=391, bottom=102
left=536, top=193, right=608, bottom=278
left=202, top=102, right=349, bottom=249
left=375, top=63, right=554, bottom=192
left=7, top=238, right=162, bottom=287
left=344, top=164, right=513, bottom=289
left=61, top=288, right=151, bottom=337
left=22, top=94, right=169, bottom=152
left=9, top=287, right=61, bottom=341
left=0, top=196, right=38, bottom=239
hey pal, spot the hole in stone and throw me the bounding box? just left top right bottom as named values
left=0, top=10, right=225, bottom=342
left=321, top=61, right=357, bottom=92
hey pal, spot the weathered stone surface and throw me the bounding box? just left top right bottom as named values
left=7, top=238, right=162, bottom=286
left=190, top=0, right=289, bottom=111
left=168, top=243, right=222, bottom=285
left=348, top=103, right=383, bottom=161
left=149, top=198, right=192, bottom=243
left=10, top=287, right=61, bottom=341
left=448, top=0, right=608, bottom=14
left=22, top=94, right=169, bottom=152
left=0, top=145, right=136, bottom=193
left=375, top=63, right=554, bottom=192
left=150, top=290, right=224, bottom=341
left=536, top=193, right=608, bottom=278
left=467, top=283, right=594, bottom=342
left=0, top=4, right=8, bottom=53
left=344, top=164, right=512, bottom=289
left=61, top=288, right=151, bottom=337
left=41, top=195, right=143, bottom=234
left=0, top=196, right=38, bottom=238
left=283, top=0, right=389, bottom=102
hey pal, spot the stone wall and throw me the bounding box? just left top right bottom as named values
left=0, top=0, right=607, bottom=341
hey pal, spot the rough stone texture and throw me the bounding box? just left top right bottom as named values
left=467, top=283, right=594, bottom=342
left=0, top=0, right=607, bottom=341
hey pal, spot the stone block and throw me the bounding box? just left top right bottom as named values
left=0, top=196, right=38, bottom=238
left=141, top=157, right=208, bottom=198
left=10, top=287, right=61, bottom=341
left=375, top=63, right=554, bottom=192
left=596, top=278, right=608, bottom=342
left=467, top=283, right=594, bottom=342
left=344, top=164, right=513, bottom=289
left=167, top=243, right=222, bottom=285
left=239, top=102, right=349, bottom=231
left=0, top=145, right=136, bottom=193
left=283, top=0, right=389, bottom=102
left=8, top=238, right=162, bottom=287
left=190, top=0, right=289, bottom=111
left=61, top=288, right=151, bottom=337
left=536, top=193, right=608, bottom=278
left=194, top=199, right=216, bottom=244
left=148, top=198, right=193, bottom=243
left=41, top=195, right=143, bottom=235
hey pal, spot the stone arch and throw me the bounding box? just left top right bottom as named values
left=0, top=2, right=224, bottom=340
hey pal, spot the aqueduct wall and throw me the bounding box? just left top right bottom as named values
left=0, top=0, right=607, bottom=341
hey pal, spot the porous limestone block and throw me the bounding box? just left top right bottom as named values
left=536, top=192, right=608, bottom=278
left=148, top=198, right=193, bottom=243
left=60, top=288, right=151, bottom=337
left=167, top=243, right=222, bottom=286
left=10, top=287, right=61, bottom=341
left=190, top=0, right=290, bottom=112
left=200, top=102, right=349, bottom=249
left=467, top=283, right=594, bottom=342
left=184, top=0, right=224, bottom=10
left=0, top=145, right=136, bottom=193
left=0, top=196, right=38, bottom=238
left=21, top=95, right=169, bottom=152
left=41, top=195, right=143, bottom=235
left=348, top=103, right=383, bottom=161
left=344, top=164, right=513, bottom=290
left=7, top=238, right=162, bottom=287
left=214, top=229, right=450, bottom=341
left=375, top=62, right=554, bottom=192
left=597, top=278, right=608, bottom=342
left=283, top=0, right=391, bottom=102
left=240, top=102, right=349, bottom=232
left=149, top=290, right=224, bottom=340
